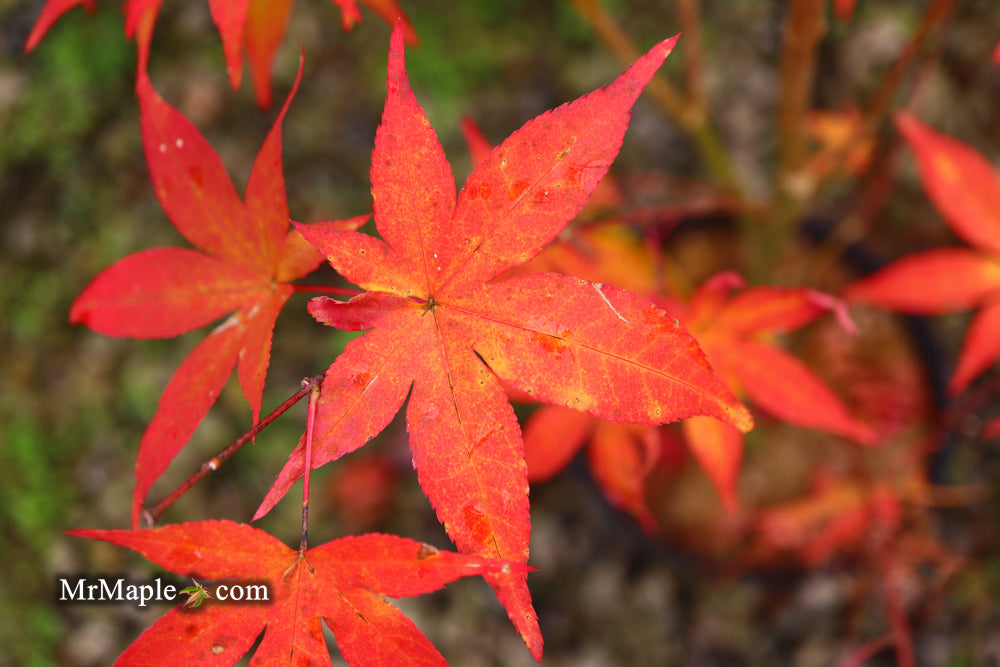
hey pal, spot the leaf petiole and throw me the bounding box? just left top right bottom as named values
left=299, top=380, right=321, bottom=554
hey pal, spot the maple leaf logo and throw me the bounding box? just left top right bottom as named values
left=178, top=578, right=214, bottom=608
left=253, top=24, right=752, bottom=658
left=70, top=521, right=525, bottom=665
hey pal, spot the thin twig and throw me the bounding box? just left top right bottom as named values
left=142, top=373, right=326, bottom=526
left=676, top=0, right=706, bottom=115
left=775, top=0, right=826, bottom=209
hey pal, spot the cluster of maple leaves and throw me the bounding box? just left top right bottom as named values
left=28, top=0, right=1000, bottom=665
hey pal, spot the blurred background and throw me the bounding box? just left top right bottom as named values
left=3, top=0, right=1000, bottom=664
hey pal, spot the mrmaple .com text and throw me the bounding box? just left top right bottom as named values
left=57, top=577, right=269, bottom=606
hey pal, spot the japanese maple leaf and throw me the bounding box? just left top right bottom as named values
left=70, top=521, right=526, bottom=665
left=69, top=62, right=359, bottom=529
left=24, top=0, right=416, bottom=108
left=254, top=26, right=752, bottom=659
left=845, top=112, right=1000, bottom=395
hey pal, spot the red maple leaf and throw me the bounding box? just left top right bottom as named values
left=845, top=112, right=1000, bottom=395
left=25, top=0, right=417, bottom=108
left=69, top=61, right=361, bottom=528
left=70, top=521, right=526, bottom=665
left=252, top=26, right=752, bottom=659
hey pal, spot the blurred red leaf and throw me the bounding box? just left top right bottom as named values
left=681, top=272, right=877, bottom=511
left=753, top=475, right=902, bottom=566
left=587, top=421, right=662, bottom=532
left=983, top=416, right=1000, bottom=441
left=846, top=112, right=1000, bottom=394
left=833, top=0, right=858, bottom=22
left=523, top=404, right=594, bottom=483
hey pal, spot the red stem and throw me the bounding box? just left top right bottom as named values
left=299, top=381, right=321, bottom=553
left=142, top=373, right=326, bottom=527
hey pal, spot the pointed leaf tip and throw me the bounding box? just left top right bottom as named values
left=386, top=20, right=408, bottom=94
left=893, top=111, right=1000, bottom=256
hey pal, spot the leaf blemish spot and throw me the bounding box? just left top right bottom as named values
left=212, top=644, right=224, bottom=655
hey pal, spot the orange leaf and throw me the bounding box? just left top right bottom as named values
left=725, top=339, right=877, bottom=445
left=682, top=416, right=744, bottom=515
left=523, top=404, right=594, bottom=483
left=588, top=421, right=661, bottom=531
left=951, top=299, right=1000, bottom=394
left=845, top=248, right=1000, bottom=314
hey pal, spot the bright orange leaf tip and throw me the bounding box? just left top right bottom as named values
left=70, top=56, right=366, bottom=530
left=253, top=25, right=747, bottom=660
left=845, top=112, right=1000, bottom=395
left=69, top=521, right=529, bottom=666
